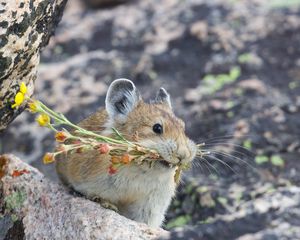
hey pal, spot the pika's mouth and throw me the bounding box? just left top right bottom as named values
left=158, top=160, right=176, bottom=168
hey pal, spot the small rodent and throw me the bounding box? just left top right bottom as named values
left=56, top=79, right=197, bottom=227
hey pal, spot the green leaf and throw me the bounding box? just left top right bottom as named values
left=165, top=215, right=191, bottom=229
left=216, top=74, right=231, bottom=83
left=269, top=0, right=300, bottom=9
left=243, top=139, right=252, bottom=150
left=288, top=81, right=298, bottom=89
left=199, top=217, right=214, bottom=224
left=270, top=155, right=285, bottom=167
left=203, top=74, right=215, bottom=82
left=229, top=66, right=241, bottom=81
left=226, top=101, right=235, bottom=109
left=202, top=66, right=241, bottom=94
left=255, top=155, right=269, bottom=165
left=226, top=111, right=234, bottom=118
left=197, top=186, right=208, bottom=193
left=217, top=197, right=228, bottom=206
left=238, top=53, right=253, bottom=63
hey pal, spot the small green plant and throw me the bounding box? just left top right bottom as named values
left=268, top=0, right=300, bottom=8
left=197, top=186, right=209, bottom=193
left=201, top=66, right=241, bottom=94
left=266, top=187, right=276, bottom=194
left=255, top=155, right=269, bottom=165
left=270, top=155, right=285, bottom=167
left=238, top=53, right=253, bottom=64
left=199, top=217, right=214, bottom=224
left=226, top=111, right=234, bottom=118
left=288, top=81, right=299, bottom=90
left=166, top=215, right=191, bottom=229
left=226, top=101, right=235, bottom=109
left=255, top=155, right=285, bottom=167
left=217, top=197, right=228, bottom=206
left=235, top=192, right=243, bottom=203
left=243, top=139, right=252, bottom=150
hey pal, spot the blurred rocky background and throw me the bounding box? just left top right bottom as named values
left=1, top=0, right=300, bottom=239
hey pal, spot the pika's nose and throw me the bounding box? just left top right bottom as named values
left=177, top=154, right=186, bottom=162
left=177, top=147, right=188, bottom=162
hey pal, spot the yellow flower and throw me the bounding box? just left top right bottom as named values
left=27, top=100, right=39, bottom=113
left=43, top=153, right=55, bottom=164
left=20, top=82, right=27, bottom=94
left=36, top=114, right=50, bottom=126
left=11, top=92, right=25, bottom=108
left=11, top=82, right=28, bottom=109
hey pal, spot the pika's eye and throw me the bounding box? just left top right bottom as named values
left=153, top=123, right=163, bottom=134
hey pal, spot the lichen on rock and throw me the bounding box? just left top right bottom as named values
left=0, top=0, right=68, bottom=131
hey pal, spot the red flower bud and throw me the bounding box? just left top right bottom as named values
left=111, top=156, right=120, bottom=164
left=43, top=153, right=55, bottom=164
left=121, top=154, right=131, bottom=164
left=97, top=143, right=110, bottom=154
left=108, top=165, right=117, bottom=175
left=76, top=147, right=84, bottom=153
left=55, top=131, right=68, bottom=142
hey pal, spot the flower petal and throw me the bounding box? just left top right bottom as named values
left=36, top=114, right=50, bottom=126
left=12, top=92, right=25, bottom=108
left=20, top=82, right=27, bottom=94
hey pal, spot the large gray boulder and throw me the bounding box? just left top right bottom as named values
left=0, top=0, right=67, bottom=131
left=0, top=154, right=168, bottom=240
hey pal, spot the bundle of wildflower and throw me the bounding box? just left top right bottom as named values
left=27, top=99, right=162, bottom=172
left=11, top=82, right=205, bottom=183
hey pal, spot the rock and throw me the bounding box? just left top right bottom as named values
left=83, top=0, right=130, bottom=8
left=0, top=154, right=168, bottom=239
left=238, top=79, right=266, bottom=95
left=190, top=21, right=208, bottom=41
left=168, top=186, right=300, bottom=240
left=0, top=0, right=67, bottom=131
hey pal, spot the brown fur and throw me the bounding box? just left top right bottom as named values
left=55, top=86, right=196, bottom=227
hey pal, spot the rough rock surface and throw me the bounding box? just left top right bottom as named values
left=0, top=0, right=67, bottom=130
left=0, top=154, right=168, bottom=240
left=83, top=0, right=130, bottom=8
left=168, top=185, right=300, bottom=240
left=1, top=0, right=300, bottom=239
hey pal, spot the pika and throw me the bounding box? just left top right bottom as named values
left=56, top=79, right=197, bottom=227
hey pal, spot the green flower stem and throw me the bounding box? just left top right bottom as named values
left=32, top=99, right=204, bottom=164
left=38, top=101, right=126, bottom=145
left=47, top=123, right=58, bottom=132
left=112, top=127, right=134, bottom=146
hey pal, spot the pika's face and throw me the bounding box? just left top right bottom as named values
left=105, top=79, right=197, bottom=169
left=123, top=103, right=197, bottom=168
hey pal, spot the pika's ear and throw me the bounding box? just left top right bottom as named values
left=155, top=87, right=172, bottom=109
left=105, top=79, right=141, bottom=122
